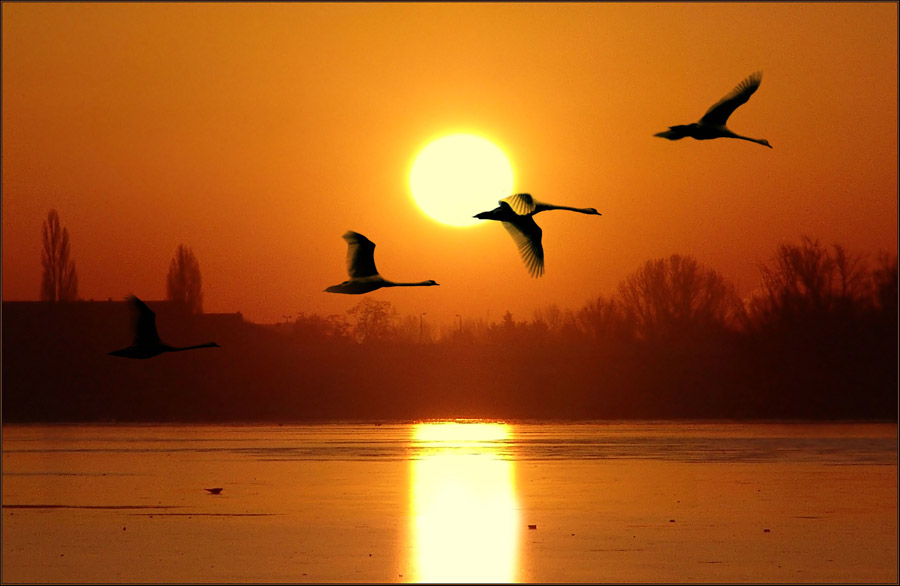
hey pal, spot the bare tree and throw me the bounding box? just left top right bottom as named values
left=291, top=312, right=348, bottom=341
left=745, top=236, right=871, bottom=329
left=576, top=294, right=633, bottom=344
left=346, top=298, right=397, bottom=343
left=870, top=251, right=898, bottom=316
left=532, top=304, right=578, bottom=335
left=618, top=253, right=742, bottom=341
left=530, top=304, right=582, bottom=343
left=166, top=244, right=204, bottom=314
left=40, top=209, right=79, bottom=302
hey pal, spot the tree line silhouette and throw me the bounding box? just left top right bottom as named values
left=4, top=230, right=895, bottom=422
left=40, top=209, right=79, bottom=302
left=39, top=209, right=205, bottom=314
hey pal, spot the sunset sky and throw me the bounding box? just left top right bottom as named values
left=3, top=2, right=897, bottom=326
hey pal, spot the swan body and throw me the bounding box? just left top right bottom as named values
left=324, top=231, right=439, bottom=294
left=655, top=71, right=772, bottom=148
left=475, top=193, right=602, bottom=278
left=108, top=295, right=221, bottom=359
left=476, top=200, right=545, bottom=278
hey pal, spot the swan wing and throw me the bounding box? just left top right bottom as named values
left=503, top=193, right=539, bottom=215
left=699, top=71, right=763, bottom=127
left=502, top=216, right=545, bottom=278
left=342, top=231, right=379, bottom=279
left=128, top=295, right=161, bottom=346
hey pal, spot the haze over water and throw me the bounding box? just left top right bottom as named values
left=3, top=421, right=896, bottom=583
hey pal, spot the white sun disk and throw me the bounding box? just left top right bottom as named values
left=410, top=134, right=514, bottom=227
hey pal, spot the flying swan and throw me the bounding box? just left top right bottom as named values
left=655, top=71, right=772, bottom=148
left=324, top=231, right=440, bottom=294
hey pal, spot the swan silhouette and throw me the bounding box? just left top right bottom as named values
left=324, top=231, right=440, bottom=294
left=108, top=295, right=221, bottom=359
left=474, top=193, right=601, bottom=278
left=654, top=71, right=772, bottom=148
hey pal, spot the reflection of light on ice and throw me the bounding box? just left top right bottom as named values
left=414, top=421, right=512, bottom=445
left=411, top=422, right=519, bottom=583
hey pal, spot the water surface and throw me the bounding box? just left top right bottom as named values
left=3, top=421, right=897, bottom=583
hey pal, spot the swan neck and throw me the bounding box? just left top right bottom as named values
left=170, top=342, right=218, bottom=351
left=378, top=279, right=436, bottom=287
left=548, top=204, right=593, bottom=214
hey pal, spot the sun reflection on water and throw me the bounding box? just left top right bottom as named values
left=410, top=421, right=520, bottom=583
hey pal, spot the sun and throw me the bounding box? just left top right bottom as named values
left=410, top=134, right=514, bottom=227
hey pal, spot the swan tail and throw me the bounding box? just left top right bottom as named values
left=654, top=126, right=690, bottom=140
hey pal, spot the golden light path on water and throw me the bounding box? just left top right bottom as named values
left=410, top=421, right=520, bottom=583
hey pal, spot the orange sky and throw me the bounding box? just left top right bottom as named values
left=2, top=3, right=897, bottom=326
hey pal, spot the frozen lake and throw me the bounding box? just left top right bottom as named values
left=2, top=421, right=897, bottom=582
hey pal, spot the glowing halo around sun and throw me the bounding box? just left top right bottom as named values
left=410, top=134, right=514, bottom=227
